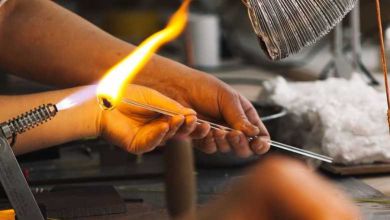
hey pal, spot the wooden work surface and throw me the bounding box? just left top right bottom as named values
left=4, top=66, right=390, bottom=218
left=54, top=176, right=390, bottom=220
left=74, top=204, right=168, bottom=220
left=323, top=163, right=390, bottom=176
left=361, top=176, right=390, bottom=196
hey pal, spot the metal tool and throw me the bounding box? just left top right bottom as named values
left=350, top=1, right=379, bottom=85
left=374, top=0, right=390, bottom=132
left=0, top=104, right=58, bottom=220
left=320, top=22, right=355, bottom=79
left=242, top=0, right=357, bottom=60
left=122, top=98, right=333, bottom=163
left=320, top=0, right=379, bottom=84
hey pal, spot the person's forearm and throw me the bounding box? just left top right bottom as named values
left=0, top=0, right=196, bottom=92
left=0, top=0, right=270, bottom=156
left=0, top=87, right=98, bottom=154
left=0, top=0, right=131, bottom=86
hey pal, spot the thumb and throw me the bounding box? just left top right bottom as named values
left=220, top=94, right=259, bottom=137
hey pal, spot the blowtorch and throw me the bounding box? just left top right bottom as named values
left=0, top=104, right=58, bottom=220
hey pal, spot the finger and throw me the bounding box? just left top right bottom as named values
left=259, top=136, right=271, bottom=154
left=163, top=115, right=185, bottom=141
left=129, top=120, right=170, bottom=154
left=197, top=132, right=217, bottom=154
left=176, top=115, right=197, bottom=137
left=240, top=96, right=270, bottom=137
left=227, top=130, right=253, bottom=158
left=214, top=129, right=231, bottom=153
left=239, top=95, right=261, bottom=126
left=250, top=137, right=270, bottom=155
left=189, top=122, right=211, bottom=139
left=221, top=93, right=259, bottom=137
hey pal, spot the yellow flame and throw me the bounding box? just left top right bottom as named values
left=97, top=0, right=191, bottom=109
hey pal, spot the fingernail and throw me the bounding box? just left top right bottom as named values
left=260, top=136, right=271, bottom=144
left=245, top=123, right=259, bottom=133
left=186, top=116, right=197, bottom=126
left=185, top=108, right=197, bottom=115
left=160, top=128, right=169, bottom=137
left=162, top=124, right=170, bottom=132
left=233, top=136, right=240, bottom=144
left=239, top=136, right=246, bottom=145
left=255, top=144, right=264, bottom=154
left=215, top=130, right=226, bottom=139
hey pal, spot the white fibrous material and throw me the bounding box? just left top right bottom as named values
left=263, top=75, right=390, bottom=165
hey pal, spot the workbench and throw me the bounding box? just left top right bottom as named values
left=16, top=148, right=390, bottom=219
left=2, top=68, right=390, bottom=219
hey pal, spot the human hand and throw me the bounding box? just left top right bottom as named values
left=189, top=74, right=270, bottom=158
left=96, top=84, right=197, bottom=154
left=199, top=155, right=360, bottom=220
left=137, top=65, right=270, bottom=158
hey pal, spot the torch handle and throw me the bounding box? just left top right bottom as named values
left=375, top=0, right=390, bottom=132
left=164, top=139, right=197, bottom=219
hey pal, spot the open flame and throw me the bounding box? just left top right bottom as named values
left=96, top=0, right=191, bottom=110
left=56, top=85, right=97, bottom=111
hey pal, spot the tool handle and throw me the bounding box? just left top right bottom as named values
left=164, top=139, right=197, bottom=219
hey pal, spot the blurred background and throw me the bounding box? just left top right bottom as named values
left=57, top=0, right=390, bottom=78
left=0, top=0, right=390, bottom=184
left=1, top=1, right=390, bottom=218
left=0, top=0, right=389, bottom=172
left=2, top=0, right=390, bottom=85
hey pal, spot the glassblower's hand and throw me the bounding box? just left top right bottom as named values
left=138, top=67, right=271, bottom=158
left=96, top=84, right=198, bottom=154
left=192, top=77, right=270, bottom=158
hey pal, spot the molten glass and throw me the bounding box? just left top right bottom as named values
left=96, top=0, right=191, bottom=110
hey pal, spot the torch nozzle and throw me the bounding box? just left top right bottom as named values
left=387, top=109, right=390, bottom=134
left=1, top=104, right=58, bottom=140
left=97, top=96, right=115, bottom=111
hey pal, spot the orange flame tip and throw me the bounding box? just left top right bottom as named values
left=97, top=0, right=191, bottom=110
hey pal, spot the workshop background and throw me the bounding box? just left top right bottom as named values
left=1, top=0, right=390, bottom=219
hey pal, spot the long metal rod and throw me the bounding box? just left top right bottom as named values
left=351, top=0, right=361, bottom=70
left=375, top=0, right=390, bottom=132
left=122, top=98, right=333, bottom=163
left=0, top=137, right=44, bottom=220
